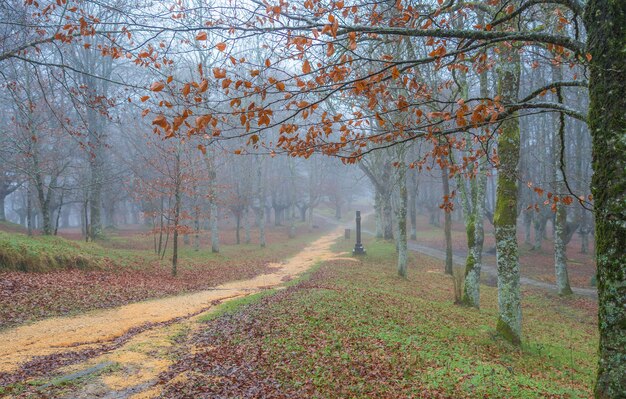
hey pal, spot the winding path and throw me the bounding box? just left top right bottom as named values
left=0, top=225, right=348, bottom=376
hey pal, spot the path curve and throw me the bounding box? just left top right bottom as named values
left=0, top=226, right=347, bottom=374
left=359, top=226, right=597, bottom=298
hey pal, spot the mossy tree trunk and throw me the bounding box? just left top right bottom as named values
left=552, top=66, right=573, bottom=296
left=494, top=39, right=522, bottom=346
left=460, top=167, right=488, bottom=309
left=583, top=0, right=626, bottom=396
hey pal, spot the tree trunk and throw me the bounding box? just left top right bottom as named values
left=235, top=211, right=241, bottom=244
left=334, top=202, right=342, bottom=220
left=172, top=196, right=180, bottom=277
left=552, top=65, right=573, bottom=296
left=533, top=215, right=546, bottom=250
left=274, top=207, right=282, bottom=226
left=89, top=157, right=103, bottom=240
left=83, top=200, right=89, bottom=242
left=244, top=207, right=251, bottom=244
left=210, top=200, right=219, bottom=253
left=494, top=40, right=522, bottom=346
left=374, top=191, right=383, bottom=238
left=54, top=194, right=64, bottom=236
left=523, top=211, right=533, bottom=246
left=382, top=194, right=394, bottom=240
left=27, top=186, right=33, bottom=237
left=34, top=180, right=52, bottom=235
left=193, top=212, right=200, bottom=251
left=584, top=1, right=626, bottom=396
left=257, top=156, right=266, bottom=248
left=289, top=205, right=296, bottom=238
left=464, top=168, right=487, bottom=308
left=299, top=206, right=307, bottom=222
left=157, top=196, right=164, bottom=255
left=409, top=172, right=417, bottom=240
left=441, top=166, right=453, bottom=275
left=0, top=194, right=6, bottom=222
left=396, top=164, right=408, bottom=278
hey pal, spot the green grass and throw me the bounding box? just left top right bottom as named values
left=0, top=230, right=111, bottom=272
left=204, top=238, right=597, bottom=398
left=197, top=290, right=279, bottom=323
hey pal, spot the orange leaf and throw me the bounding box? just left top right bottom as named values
left=216, top=42, right=227, bottom=51
left=327, top=42, right=335, bottom=57
left=199, top=79, right=209, bottom=93
left=150, top=81, right=165, bottom=92
left=152, top=115, right=168, bottom=128
left=302, top=60, right=311, bottom=74
left=182, top=83, right=191, bottom=96
left=196, top=31, right=208, bottom=40
left=197, top=144, right=207, bottom=155
left=140, top=96, right=150, bottom=102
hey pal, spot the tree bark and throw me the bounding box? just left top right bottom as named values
left=494, top=37, right=522, bottom=346
left=552, top=66, right=573, bottom=296
left=584, top=0, right=626, bottom=395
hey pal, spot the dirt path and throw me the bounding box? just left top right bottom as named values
left=405, top=241, right=597, bottom=298
left=0, top=225, right=349, bottom=380
left=358, top=226, right=597, bottom=298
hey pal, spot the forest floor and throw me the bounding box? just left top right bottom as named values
left=2, top=233, right=597, bottom=398
left=0, top=222, right=355, bottom=398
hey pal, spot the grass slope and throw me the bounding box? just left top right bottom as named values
left=0, top=230, right=116, bottom=272
left=158, top=239, right=597, bottom=398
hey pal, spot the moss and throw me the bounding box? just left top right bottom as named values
left=583, top=0, right=626, bottom=396
left=493, top=33, right=522, bottom=346
left=461, top=214, right=480, bottom=308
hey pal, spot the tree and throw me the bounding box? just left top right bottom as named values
left=584, top=0, right=626, bottom=395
